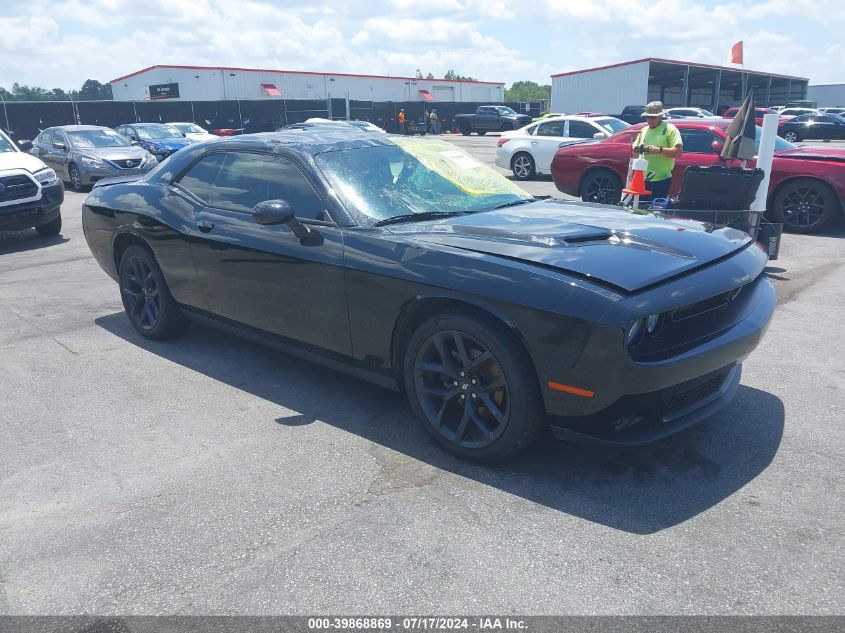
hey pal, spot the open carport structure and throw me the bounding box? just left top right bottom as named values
left=551, top=58, right=809, bottom=115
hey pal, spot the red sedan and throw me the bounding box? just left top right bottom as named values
left=550, top=119, right=845, bottom=233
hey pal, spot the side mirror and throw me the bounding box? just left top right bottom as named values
left=254, top=199, right=321, bottom=245
left=130, top=140, right=141, bottom=146
left=712, top=140, right=725, bottom=154
left=53, top=142, right=67, bottom=151
left=17, top=140, right=32, bottom=151
left=593, top=132, right=606, bottom=139
left=254, top=199, right=294, bottom=225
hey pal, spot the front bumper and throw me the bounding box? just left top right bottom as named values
left=0, top=180, right=63, bottom=231
left=544, top=271, right=776, bottom=445
left=80, top=164, right=153, bottom=185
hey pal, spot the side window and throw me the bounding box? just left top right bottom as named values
left=679, top=129, right=721, bottom=154
left=568, top=121, right=599, bottom=139
left=524, top=124, right=538, bottom=136
left=41, top=130, right=54, bottom=146
left=178, top=152, right=329, bottom=221
left=536, top=121, right=564, bottom=137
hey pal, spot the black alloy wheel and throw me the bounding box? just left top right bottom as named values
left=404, top=311, right=544, bottom=461
left=118, top=245, right=188, bottom=339
left=68, top=163, right=84, bottom=192
left=771, top=179, right=839, bottom=233
left=580, top=169, right=622, bottom=205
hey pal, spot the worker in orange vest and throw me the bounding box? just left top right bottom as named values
left=398, top=109, right=406, bottom=135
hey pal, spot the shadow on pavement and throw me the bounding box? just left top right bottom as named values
left=96, top=312, right=784, bottom=535
left=0, top=230, right=69, bottom=255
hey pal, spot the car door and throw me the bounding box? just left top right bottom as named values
left=669, top=128, right=724, bottom=195
left=531, top=120, right=567, bottom=171
left=174, top=150, right=352, bottom=355
left=49, top=130, right=72, bottom=178
left=33, top=130, right=54, bottom=167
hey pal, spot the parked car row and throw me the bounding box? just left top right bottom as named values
left=24, top=121, right=220, bottom=192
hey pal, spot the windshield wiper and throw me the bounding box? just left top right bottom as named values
left=488, top=198, right=537, bottom=211
left=373, top=211, right=469, bottom=227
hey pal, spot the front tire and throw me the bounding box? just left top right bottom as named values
left=460, top=124, right=472, bottom=136
left=580, top=169, right=622, bottom=205
left=771, top=178, right=839, bottom=233
left=783, top=130, right=800, bottom=143
left=511, top=152, right=536, bottom=180
left=501, top=123, right=513, bottom=132
left=35, top=211, right=62, bottom=236
left=118, top=245, right=188, bottom=339
left=403, top=310, right=544, bottom=462
left=68, top=163, right=86, bottom=192
left=476, top=130, right=487, bottom=136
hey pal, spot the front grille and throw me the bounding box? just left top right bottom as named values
left=671, top=285, right=743, bottom=322
left=0, top=174, right=38, bottom=203
left=107, top=158, right=143, bottom=169
left=663, top=367, right=731, bottom=417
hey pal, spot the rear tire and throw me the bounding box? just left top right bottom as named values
left=35, top=211, right=62, bottom=236
left=118, top=245, right=188, bottom=339
left=403, top=310, right=545, bottom=462
left=771, top=178, right=839, bottom=233
left=511, top=152, right=536, bottom=180
left=580, top=169, right=622, bottom=205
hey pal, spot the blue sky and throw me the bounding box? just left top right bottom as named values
left=1, top=0, right=843, bottom=91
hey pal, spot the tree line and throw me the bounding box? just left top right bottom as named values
left=0, top=79, right=112, bottom=101
left=414, top=72, right=550, bottom=102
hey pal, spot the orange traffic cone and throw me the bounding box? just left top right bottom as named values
left=622, top=156, right=651, bottom=211
left=623, top=156, right=651, bottom=197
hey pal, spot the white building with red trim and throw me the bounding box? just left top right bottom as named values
left=110, top=65, right=505, bottom=103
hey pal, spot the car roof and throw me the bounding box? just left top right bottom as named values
left=188, top=129, right=399, bottom=155
left=51, top=125, right=111, bottom=131
left=130, top=122, right=176, bottom=128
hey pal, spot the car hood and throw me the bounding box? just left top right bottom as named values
left=775, top=147, right=845, bottom=164
left=386, top=200, right=753, bottom=294
left=0, top=151, right=49, bottom=174
left=74, top=146, right=148, bottom=160
left=184, top=132, right=218, bottom=142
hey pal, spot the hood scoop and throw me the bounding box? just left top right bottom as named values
left=438, top=223, right=615, bottom=247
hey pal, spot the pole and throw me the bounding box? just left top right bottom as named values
left=0, top=94, right=9, bottom=135
left=751, top=113, right=779, bottom=224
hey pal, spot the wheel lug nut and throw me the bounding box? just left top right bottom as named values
left=471, top=378, right=477, bottom=385
left=471, top=393, right=478, bottom=399
left=460, top=394, right=465, bottom=400
left=460, top=371, right=465, bottom=377
left=453, top=380, right=458, bottom=386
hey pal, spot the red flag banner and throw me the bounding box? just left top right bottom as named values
left=731, top=41, right=744, bottom=64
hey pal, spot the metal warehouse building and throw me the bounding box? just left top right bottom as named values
left=110, top=65, right=505, bottom=103
left=551, top=58, right=809, bottom=115
left=807, top=84, right=845, bottom=107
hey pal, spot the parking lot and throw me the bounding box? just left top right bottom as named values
left=1, top=135, right=844, bottom=615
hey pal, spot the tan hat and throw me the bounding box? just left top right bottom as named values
left=641, top=101, right=666, bottom=117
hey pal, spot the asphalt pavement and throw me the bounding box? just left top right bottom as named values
left=0, top=139, right=843, bottom=615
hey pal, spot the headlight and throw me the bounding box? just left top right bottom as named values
left=80, top=155, right=106, bottom=168
left=627, top=319, right=644, bottom=346
left=149, top=145, right=165, bottom=154
left=33, top=168, right=57, bottom=185
left=144, top=153, right=158, bottom=166
left=645, top=313, right=660, bottom=335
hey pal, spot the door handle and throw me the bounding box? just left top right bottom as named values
left=197, top=220, right=214, bottom=233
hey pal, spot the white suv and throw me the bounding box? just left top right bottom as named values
left=0, top=129, right=63, bottom=236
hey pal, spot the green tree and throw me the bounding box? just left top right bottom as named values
left=504, top=80, right=551, bottom=102
left=426, top=72, right=434, bottom=79
left=444, top=70, right=477, bottom=81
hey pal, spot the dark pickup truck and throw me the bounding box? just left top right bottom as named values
left=454, top=106, right=532, bottom=135
left=612, top=105, right=646, bottom=125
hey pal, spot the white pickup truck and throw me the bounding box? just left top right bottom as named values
left=0, top=128, right=64, bottom=236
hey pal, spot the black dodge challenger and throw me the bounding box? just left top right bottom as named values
left=82, top=130, right=775, bottom=461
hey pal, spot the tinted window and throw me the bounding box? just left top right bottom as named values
left=179, top=152, right=328, bottom=221
left=815, top=115, right=837, bottom=123
left=568, top=121, right=599, bottom=139
left=40, top=130, right=54, bottom=145
left=679, top=129, right=721, bottom=154
left=536, top=121, right=564, bottom=137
